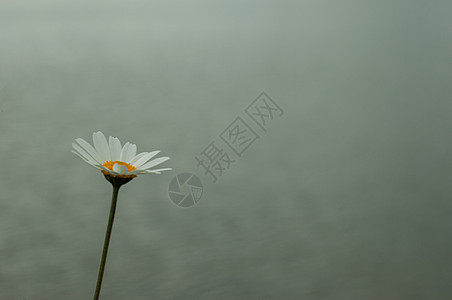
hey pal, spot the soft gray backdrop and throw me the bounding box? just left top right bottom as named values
left=1, top=0, right=451, bottom=299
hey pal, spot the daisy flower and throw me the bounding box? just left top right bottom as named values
left=72, top=131, right=171, bottom=178
left=72, top=131, right=171, bottom=299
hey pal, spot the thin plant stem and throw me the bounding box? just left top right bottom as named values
left=93, top=184, right=120, bottom=300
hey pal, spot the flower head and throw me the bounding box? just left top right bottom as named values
left=72, top=131, right=171, bottom=179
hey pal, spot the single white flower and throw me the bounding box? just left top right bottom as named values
left=73, top=131, right=171, bottom=299
left=72, top=131, right=171, bottom=178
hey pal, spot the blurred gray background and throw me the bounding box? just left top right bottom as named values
left=1, top=0, right=452, bottom=299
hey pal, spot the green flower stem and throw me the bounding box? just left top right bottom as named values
left=93, top=184, right=120, bottom=300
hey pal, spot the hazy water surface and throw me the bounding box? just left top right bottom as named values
left=1, top=1, right=452, bottom=299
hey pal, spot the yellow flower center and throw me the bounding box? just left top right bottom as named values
left=103, top=161, right=136, bottom=172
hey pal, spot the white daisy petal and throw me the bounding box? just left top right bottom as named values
left=72, top=150, right=94, bottom=165
left=72, top=151, right=104, bottom=170
left=109, top=136, right=122, bottom=161
left=129, top=152, right=148, bottom=165
left=72, top=143, right=98, bottom=165
left=125, top=143, right=137, bottom=163
left=138, top=156, right=170, bottom=171
left=119, top=142, right=130, bottom=162
left=133, top=151, right=160, bottom=168
left=127, top=168, right=155, bottom=175
left=146, top=168, right=172, bottom=174
left=93, top=131, right=111, bottom=162
left=76, top=138, right=103, bottom=164
left=147, top=168, right=172, bottom=173
left=126, top=170, right=145, bottom=175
